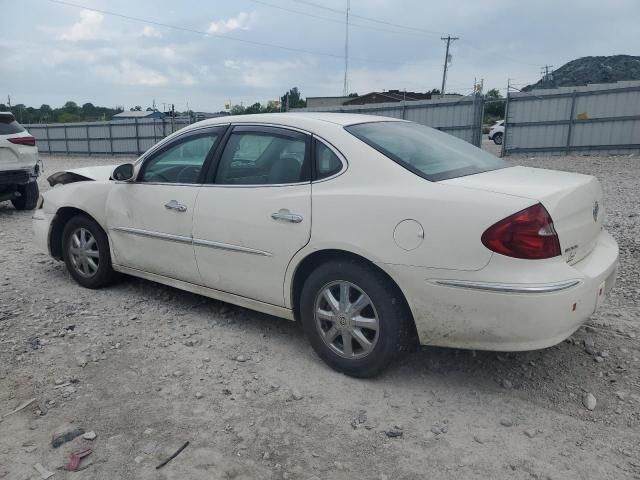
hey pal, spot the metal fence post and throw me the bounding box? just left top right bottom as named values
left=45, top=125, right=51, bottom=154
left=63, top=125, right=69, bottom=155
left=86, top=123, right=91, bottom=156
left=565, top=90, right=578, bottom=156
left=108, top=121, right=114, bottom=155
left=162, top=117, right=166, bottom=138
left=501, top=93, right=510, bottom=157
left=134, top=118, right=140, bottom=155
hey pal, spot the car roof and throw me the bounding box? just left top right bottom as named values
left=194, top=112, right=405, bottom=129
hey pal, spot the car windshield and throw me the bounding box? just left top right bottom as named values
left=346, top=121, right=507, bottom=181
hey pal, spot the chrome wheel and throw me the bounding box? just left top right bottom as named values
left=68, top=227, right=100, bottom=278
left=314, top=280, right=379, bottom=359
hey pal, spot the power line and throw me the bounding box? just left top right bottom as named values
left=291, top=0, right=448, bottom=35
left=248, top=0, right=424, bottom=36
left=44, top=0, right=437, bottom=68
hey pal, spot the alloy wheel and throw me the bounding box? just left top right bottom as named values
left=68, top=227, right=100, bottom=278
left=314, top=280, right=380, bottom=359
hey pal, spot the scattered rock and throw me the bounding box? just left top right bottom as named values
left=51, top=425, right=85, bottom=448
left=501, top=379, right=513, bottom=389
left=172, top=370, right=183, bottom=377
left=291, top=389, right=304, bottom=401
left=235, top=355, right=247, bottom=362
left=83, top=431, right=97, bottom=441
left=500, top=419, right=513, bottom=427
left=523, top=428, right=537, bottom=438
left=195, top=392, right=203, bottom=399
left=473, top=435, right=486, bottom=444
left=76, top=357, right=87, bottom=368
left=582, top=392, right=597, bottom=411
left=385, top=428, right=403, bottom=438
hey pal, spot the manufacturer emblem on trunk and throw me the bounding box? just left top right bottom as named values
left=592, top=201, right=599, bottom=222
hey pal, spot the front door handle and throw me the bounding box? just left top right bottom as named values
left=164, top=200, right=188, bottom=212
left=271, top=209, right=303, bottom=223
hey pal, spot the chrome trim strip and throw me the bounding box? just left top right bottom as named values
left=193, top=238, right=272, bottom=256
left=112, top=227, right=271, bottom=256
left=111, top=226, right=192, bottom=245
left=432, top=279, right=582, bottom=294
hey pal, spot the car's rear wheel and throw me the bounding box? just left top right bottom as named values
left=11, top=180, right=39, bottom=210
left=300, top=259, right=410, bottom=377
left=493, top=132, right=503, bottom=145
left=62, top=215, right=116, bottom=289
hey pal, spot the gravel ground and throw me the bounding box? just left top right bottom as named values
left=0, top=149, right=638, bottom=479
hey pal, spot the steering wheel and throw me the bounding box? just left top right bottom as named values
left=175, top=165, right=201, bottom=184
left=145, top=172, right=170, bottom=182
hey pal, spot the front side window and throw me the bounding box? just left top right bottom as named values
left=214, top=128, right=309, bottom=185
left=346, top=121, right=507, bottom=181
left=140, top=133, right=219, bottom=184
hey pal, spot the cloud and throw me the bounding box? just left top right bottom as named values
left=61, top=9, right=104, bottom=41
left=92, top=60, right=168, bottom=87
left=141, top=25, right=161, bottom=38
left=207, top=12, right=253, bottom=34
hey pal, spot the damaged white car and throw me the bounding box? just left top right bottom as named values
left=33, top=113, right=619, bottom=377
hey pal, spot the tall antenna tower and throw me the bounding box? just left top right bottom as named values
left=342, top=0, right=350, bottom=96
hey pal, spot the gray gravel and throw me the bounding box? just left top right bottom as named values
left=0, top=150, right=638, bottom=479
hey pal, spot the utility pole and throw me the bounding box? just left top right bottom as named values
left=540, top=65, right=554, bottom=86
left=342, top=0, right=350, bottom=96
left=440, top=35, right=459, bottom=95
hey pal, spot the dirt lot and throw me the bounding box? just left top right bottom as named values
left=1, top=148, right=638, bottom=479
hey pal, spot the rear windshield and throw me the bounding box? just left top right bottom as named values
left=345, top=121, right=506, bottom=181
left=0, top=116, right=25, bottom=135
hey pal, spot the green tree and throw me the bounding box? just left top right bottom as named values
left=63, top=101, right=78, bottom=113
left=280, top=87, right=306, bottom=110
left=230, top=104, right=246, bottom=115
left=484, top=88, right=505, bottom=121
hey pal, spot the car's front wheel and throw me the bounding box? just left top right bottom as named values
left=493, top=132, right=503, bottom=145
left=62, top=215, right=116, bottom=289
left=300, top=259, right=411, bottom=377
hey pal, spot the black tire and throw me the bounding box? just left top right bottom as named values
left=300, top=258, right=412, bottom=378
left=493, top=132, right=503, bottom=145
left=11, top=180, right=39, bottom=210
left=62, top=215, right=116, bottom=289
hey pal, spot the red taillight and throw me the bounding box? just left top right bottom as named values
left=481, top=203, right=561, bottom=260
left=8, top=136, right=36, bottom=146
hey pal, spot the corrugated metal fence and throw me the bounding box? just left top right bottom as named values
left=504, top=80, right=640, bottom=155
left=24, top=118, right=192, bottom=155
left=296, top=95, right=485, bottom=147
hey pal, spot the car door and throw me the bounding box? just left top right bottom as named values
left=106, top=127, right=225, bottom=283
left=192, top=125, right=312, bottom=306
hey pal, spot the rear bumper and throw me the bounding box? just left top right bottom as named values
left=0, top=169, right=33, bottom=186
left=383, top=229, right=619, bottom=351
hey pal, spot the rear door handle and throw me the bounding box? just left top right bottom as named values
left=271, top=209, right=303, bottom=223
left=164, top=200, right=188, bottom=212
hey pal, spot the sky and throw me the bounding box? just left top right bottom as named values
left=1, top=0, right=639, bottom=112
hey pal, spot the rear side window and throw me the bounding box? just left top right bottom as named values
left=314, top=140, right=343, bottom=180
left=0, top=117, right=25, bottom=135
left=346, top=121, right=506, bottom=181
left=213, top=128, right=310, bottom=185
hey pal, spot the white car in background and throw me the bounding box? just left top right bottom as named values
left=488, top=119, right=505, bottom=145
left=0, top=112, right=41, bottom=210
left=33, top=113, right=618, bottom=377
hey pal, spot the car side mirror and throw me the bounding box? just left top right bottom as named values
left=112, top=163, right=135, bottom=182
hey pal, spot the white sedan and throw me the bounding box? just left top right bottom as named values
left=33, top=113, right=619, bottom=377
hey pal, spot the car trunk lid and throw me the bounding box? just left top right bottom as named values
left=442, top=166, right=604, bottom=264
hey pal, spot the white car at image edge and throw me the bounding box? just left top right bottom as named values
left=488, top=119, right=505, bottom=145
left=33, top=113, right=619, bottom=377
left=0, top=112, right=41, bottom=210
